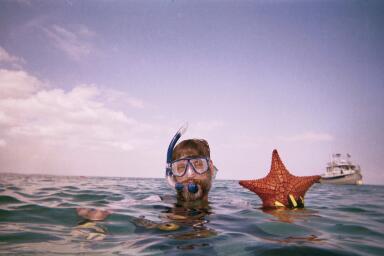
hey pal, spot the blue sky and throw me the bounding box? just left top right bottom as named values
left=0, top=0, right=383, bottom=184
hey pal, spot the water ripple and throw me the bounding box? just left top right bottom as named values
left=0, top=173, right=383, bottom=255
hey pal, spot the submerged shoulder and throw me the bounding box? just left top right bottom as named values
left=76, top=208, right=111, bottom=221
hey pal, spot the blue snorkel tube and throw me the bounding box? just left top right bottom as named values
left=165, top=123, right=198, bottom=194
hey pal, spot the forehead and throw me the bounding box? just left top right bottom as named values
left=176, top=148, right=202, bottom=160
left=172, top=139, right=210, bottom=160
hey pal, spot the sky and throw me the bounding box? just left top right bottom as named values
left=0, top=0, right=383, bottom=184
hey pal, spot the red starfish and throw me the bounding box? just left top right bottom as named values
left=239, top=149, right=320, bottom=208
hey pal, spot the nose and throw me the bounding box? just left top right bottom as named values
left=185, top=163, right=195, bottom=177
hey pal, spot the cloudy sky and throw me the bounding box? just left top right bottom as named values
left=0, top=0, right=383, bottom=184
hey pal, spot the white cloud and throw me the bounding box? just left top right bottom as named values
left=76, top=24, right=97, bottom=38
left=0, top=46, right=25, bottom=67
left=0, top=69, right=154, bottom=152
left=0, top=69, right=42, bottom=99
left=102, top=88, right=145, bottom=109
left=43, top=24, right=96, bottom=61
left=0, top=54, right=173, bottom=177
left=279, top=132, right=333, bottom=142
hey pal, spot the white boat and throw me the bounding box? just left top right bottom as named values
left=319, top=153, right=363, bottom=185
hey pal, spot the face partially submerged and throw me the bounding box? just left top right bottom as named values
left=172, top=154, right=215, bottom=202
left=169, top=138, right=216, bottom=202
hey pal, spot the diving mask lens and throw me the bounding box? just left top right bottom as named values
left=171, top=157, right=209, bottom=176
left=190, top=158, right=209, bottom=174
left=171, top=160, right=188, bottom=177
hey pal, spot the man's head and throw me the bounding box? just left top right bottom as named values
left=171, top=139, right=215, bottom=202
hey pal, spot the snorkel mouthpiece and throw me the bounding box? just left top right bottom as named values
left=175, top=182, right=199, bottom=194
left=175, top=182, right=184, bottom=192
left=188, top=183, right=199, bottom=194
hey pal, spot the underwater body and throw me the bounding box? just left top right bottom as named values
left=0, top=173, right=384, bottom=256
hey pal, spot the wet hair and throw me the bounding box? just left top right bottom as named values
left=172, top=139, right=210, bottom=160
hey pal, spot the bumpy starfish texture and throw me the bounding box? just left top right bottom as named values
left=239, top=150, right=320, bottom=208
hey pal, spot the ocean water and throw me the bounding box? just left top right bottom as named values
left=0, top=173, right=383, bottom=256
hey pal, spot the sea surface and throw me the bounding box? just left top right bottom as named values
left=0, top=173, right=383, bottom=255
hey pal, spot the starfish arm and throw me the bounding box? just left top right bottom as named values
left=239, top=150, right=321, bottom=208
left=290, top=175, right=321, bottom=197
left=239, top=178, right=276, bottom=195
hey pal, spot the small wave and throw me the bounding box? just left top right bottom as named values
left=1, top=174, right=383, bottom=255
left=0, top=195, right=23, bottom=204
left=329, top=223, right=383, bottom=237
left=334, top=206, right=368, bottom=213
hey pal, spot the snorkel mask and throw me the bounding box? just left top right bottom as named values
left=165, top=123, right=200, bottom=194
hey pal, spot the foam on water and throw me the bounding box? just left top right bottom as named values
left=0, top=173, right=383, bottom=255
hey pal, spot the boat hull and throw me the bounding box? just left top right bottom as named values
left=319, top=173, right=363, bottom=185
